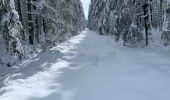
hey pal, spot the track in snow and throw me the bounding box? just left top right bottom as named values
left=0, top=30, right=170, bottom=100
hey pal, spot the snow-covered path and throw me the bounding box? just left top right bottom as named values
left=1, top=30, right=170, bottom=100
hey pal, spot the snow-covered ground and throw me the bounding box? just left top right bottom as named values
left=0, top=30, right=170, bottom=100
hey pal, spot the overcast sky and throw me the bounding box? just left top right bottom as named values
left=80, top=0, right=91, bottom=19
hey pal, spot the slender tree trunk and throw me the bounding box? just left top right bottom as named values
left=27, top=0, right=34, bottom=45
left=149, top=0, right=153, bottom=26
left=159, top=0, right=164, bottom=30
left=143, top=2, right=149, bottom=46
left=35, top=16, right=39, bottom=42
left=43, top=19, right=46, bottom=34
left=16, top=0, right=22, bottom=22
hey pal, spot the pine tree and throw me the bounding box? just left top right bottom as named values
left=0, top=0, right=24, bottom=66
left=162, top=1, right=170, bottom=46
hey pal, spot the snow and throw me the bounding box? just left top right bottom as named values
left=80, top=0, right=91, bottom=19
left=0, top=30, right=170, bottom=100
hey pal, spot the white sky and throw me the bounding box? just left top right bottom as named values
left=80, top=0, right=91, bottom=19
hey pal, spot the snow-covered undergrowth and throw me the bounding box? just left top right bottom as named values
left=0, top=30, right=170, bottom=100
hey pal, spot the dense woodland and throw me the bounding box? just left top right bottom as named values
left=88, top=0, right=170, bottom=47
left=1, top=0, right=170, bottom=67
left=0, top=0, right=86, bottom=66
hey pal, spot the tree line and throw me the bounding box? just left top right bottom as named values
left=0, top=0, right=86, bottom=66
left=88, top=0, right=170, bottom=47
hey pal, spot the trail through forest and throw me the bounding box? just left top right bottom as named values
left=0, top=30, right=170, bottom=100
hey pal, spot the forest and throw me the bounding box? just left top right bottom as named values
left=1, top=0, right=170, bottom=67
left=0, top=0, right=170, bottom=100
left=0, top=0, right=86, bottom=66
left=88, top=0, right=170, bottom=47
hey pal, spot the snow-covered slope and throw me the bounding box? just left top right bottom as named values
left=0, top=30, right=170, bottom=100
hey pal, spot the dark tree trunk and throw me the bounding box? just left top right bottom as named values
left=43, top=19, right=46, bottom=34
left=27, top=0, right=34, bottom=45
left=16, top=0, right=22, bottom=22
left=143, top=3, right=149, bottom=46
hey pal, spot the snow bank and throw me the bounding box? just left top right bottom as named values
left=0, top=30, right=170, bottom=100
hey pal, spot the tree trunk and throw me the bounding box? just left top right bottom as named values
left=27, top=0, right=34, bottom=45
left=16, top=0, right=22, bottom=22
left=143, top=2, right=149, bottom=46
left=159, top=0, right=164, bottom=30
